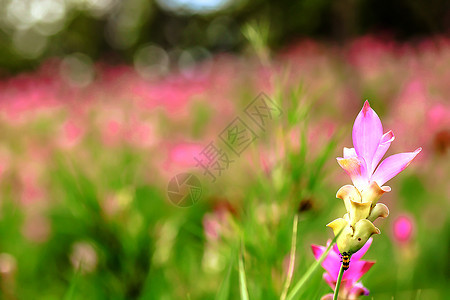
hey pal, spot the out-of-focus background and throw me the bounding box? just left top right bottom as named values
left=0, top=0, right=448, bottom=299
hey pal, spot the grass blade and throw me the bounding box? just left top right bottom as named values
left=239, top=242, right=250, bottom=300
left=63, top=270, right=80, bottom=300
left=285, top=229, right=342, bottom=300
left=215, top=251, right=235, bottom=300
left=280, top=214, right=299, bottom=300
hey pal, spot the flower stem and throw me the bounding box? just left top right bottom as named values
left=333, top=263, right=345, bottom=300
left=280, top=214, right=298, bottom=300
left=285, top=228, right=344, bottom=300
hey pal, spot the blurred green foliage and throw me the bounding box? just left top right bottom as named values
left=0, top=81, right=446, bottom=299
left=0, top=12, right=448, bottom=298
left=0, top=0, right=449, bottom=74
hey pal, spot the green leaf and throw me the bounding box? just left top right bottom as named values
left=239, top=243, right=250, bottom=300
left=215, top=250, right=235, bottom=300
left=286, top=229, right=342, bottom=300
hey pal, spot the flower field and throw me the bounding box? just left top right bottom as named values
left=0, top=36, right=448, bottom=299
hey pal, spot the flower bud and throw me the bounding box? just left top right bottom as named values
left=327, top=218, right=380, bottom=254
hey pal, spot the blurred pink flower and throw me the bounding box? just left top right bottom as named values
left=392, top=215, right=415, bottom=244
left=165, top=142, right=204, bottom=170
left=203, top=214, right=222, bottom=241
left=133, top=74, right=206, bottom=117
left=202, top=201, right=235, bottom=241
left=59, top=119, right=85, bottom=148
left=21, top=213, right=51, bottom=243
left=20, top=171, right=45, bottom=205
left=257, top=136, right=285, bottom=176
left=312, top=238, right=375, bottom=299
left=426, top=103, right=449, bottom=130
left=337, top=101, right=421, bottom=192
left=70, top=242, right=98, bottom=273
left=0, top=253, right=16, bottom=276
left=101, top=119, right=123, bottom=146
left=427, top=104, right=450, bottom=155
left=0, top=150, right=11, bottom=180
left=346, top=36, right=396, bottom=81
left=125, top=117, right=158, bottom=148
left=308, top=118, right=336, bottom=154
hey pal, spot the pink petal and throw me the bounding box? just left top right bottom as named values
left=371, top=148, right=422, bottom=186
left=332, top=243, right=340, bottom=255
left=343, top=147, right=357, bottom=158
left=352, top=101, right=383, bottom=172
left=336, top=156, right=369, bottom=191
left=312, top=240, right=334, bottom=260
left=322, top=273, right=336, bottom=290
left=371, top=130, right=395, bottom=174
left=311, top=244, right=326, bottom=260
left=320, top=294, right=334, bottom=300
left=349, top=281, right=370, bottom=297
left=351, top=237, right=373, bottom=261
left=343, top=260, right=375, bottom=285
left=312, top=244, right=341, bottom=278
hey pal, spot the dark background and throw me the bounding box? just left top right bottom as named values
left=0, top=0, right=449, bottom=74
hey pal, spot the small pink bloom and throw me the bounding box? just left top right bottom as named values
left=20, top=172, right=45, bottom=205
left=102, top=119, right=123, bottom=145
left=21, top=213, right=51, bottom=243
left=392, top=215, right=415, bottom=244
left=337, top=101, right=421, bottom=192
left=202, top=202, right=235, bottom=241
left=59, top=119, right=84, bottom=148
left=203, top=214, right=221, bottom=241
left=132, top=73, right=206, bottom=117
left=126, top=119, right=157, bottom=148
left=312, top=238, right=374, bottom=299
left=70, top=242, right=98, bottom=273
left=165, top=143, right=204, bottom=170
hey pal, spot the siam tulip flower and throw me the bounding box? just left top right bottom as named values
left=337, top=100, right=421, bottom=194
left=328, top=100, right=421, bottom=255
left=312, top=238, right=375, bottom=300
left=391, top=215, right=417, bottom=277
left=392, top=215, right=415, bottom=244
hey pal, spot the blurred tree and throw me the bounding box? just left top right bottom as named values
left=0, top=0, right=448, bottom=74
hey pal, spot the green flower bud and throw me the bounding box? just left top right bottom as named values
left=367, top=203, right=389, bottom=222
left=327, top=218, right=380, bottom=254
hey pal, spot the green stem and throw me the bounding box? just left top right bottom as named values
left=238, top=241, right=250, bottom=300
left=280, top=214, right=298, bottom=300
left=333, top=264, right=345, bottom=300
left=285, top=228, right=343, bottom=300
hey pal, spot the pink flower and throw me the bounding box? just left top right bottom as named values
left=58, top=119, right=85, bottom=148
left=337, top=101, right=421, bottom=192
left=202, top=202, right=236, bottom=241
left=312, top=238, right=375, bottom=299
left=101, top=119, right=123, bottom=146
left=392, top=215, right=415, bottom=244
